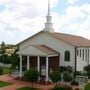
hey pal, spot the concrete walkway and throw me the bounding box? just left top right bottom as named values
left=0, top=75, right=54, bottom=90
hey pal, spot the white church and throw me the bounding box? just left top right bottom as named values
left=17, top=0, right=90, bottom=83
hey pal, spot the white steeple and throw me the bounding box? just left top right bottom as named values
left=43, top=0, right=54, bottom=32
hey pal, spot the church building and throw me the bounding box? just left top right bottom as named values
left=17, top=0, right=90, bottom=83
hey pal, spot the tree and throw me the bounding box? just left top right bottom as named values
left=24, top=69, right=39, bottom=88
left=10, top=47, right=19, bottom=71
left=0, top=41, right=6, bottom=63
left=59, top=66, right=67, bottom=82
left=50, top=70, right=61, bottom=85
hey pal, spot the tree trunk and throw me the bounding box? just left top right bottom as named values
left=31, top=82, right=34, bottom=89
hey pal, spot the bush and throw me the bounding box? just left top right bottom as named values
left=50, top=70, right=61, bottom=84
left=0, top=67, right=3, bottom=75
left=63, top=72, right=73, bottom=82
left=84, top=83, right=90, bottom=90
left=84, top=65, right=90, bottom=78
left=24, top=69, right=39, bottom=88
left=75, top=71, right=82, bottom=75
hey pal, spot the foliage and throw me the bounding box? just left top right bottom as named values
left=63, top=72, right=73, bottom=82
left=50, top=70, right=61, bottom=84
left=51, top=85, right=72, bottom=90
left=3, top=67, right=11, bottom=74
left=75, top=71, right=82, bottom=75
left=59, top=66, right=67, bottom=73
left=66, top=66, right=73, bottom=73
left=59, top=66, right=73, bottom=73
left=84, top=65, right=90, bottom=78
left=0, top=41, right=5, bottom=54
left=24, top=69, right=39, bottom=88
left=0, top=67, right=11, bottom=75
left=0, top=81, right=12, bottom=87
left=84, top=65, right=90, bottom=72
left=0, top=67, right=3, bottom=75
left=84, top=83, right=90, bottom=90
left=10, top=54, right=19, bottom=70
left=10, top=47, right=19, bottom=71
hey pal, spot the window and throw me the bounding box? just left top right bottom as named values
left=83, top=49, right=84, bottom=60
left=77, top=49, right=79, bottom=56
left=64, top=51, right=70, bottom=61
left=80, top=49, right=81, bottom=57
left=85, top=49, right=87, bottom=61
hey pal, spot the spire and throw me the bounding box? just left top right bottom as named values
left=48, top=0, right=50, bottom=16
left=43, top=0, right=54, bottom=32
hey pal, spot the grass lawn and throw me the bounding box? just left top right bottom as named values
left=17, top=86, right=40, bottom=90
left=84, top=83, right=90, bottom=90
left=0, top=81, right=12, bottom=87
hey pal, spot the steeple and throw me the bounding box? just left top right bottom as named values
left=43, top=0, right=54, bottom=32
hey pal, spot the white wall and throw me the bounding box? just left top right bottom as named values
left=19, top=32, right=75, bottom=69
left=77, top=48, right=90, bottom=71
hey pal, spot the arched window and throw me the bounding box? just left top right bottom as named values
left=64, top=51, right=70, bottom=61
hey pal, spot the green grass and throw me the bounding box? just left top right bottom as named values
left=0, top=81, right=12, bottom=87
left=17, top=86, right=40, bottom=90
left=84, top=83, right=90, bottom=90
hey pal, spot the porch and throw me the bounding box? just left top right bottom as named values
left=17, top=45, right=59, bottom=83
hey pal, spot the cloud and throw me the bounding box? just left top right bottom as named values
left=0, top=0, right=58, bottom=43
left=67, top=0, right=79, bottom=5
left=50, top=2, right=90, bottom=40
left=0, top=0, right=90, bottom=44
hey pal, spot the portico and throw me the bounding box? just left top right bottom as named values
left=17, top=45, right=59, bottom=83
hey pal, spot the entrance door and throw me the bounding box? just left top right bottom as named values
left=40, top=57, right=46, bottom=76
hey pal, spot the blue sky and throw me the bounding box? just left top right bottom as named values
left=0, top=0, right=90, bottom=44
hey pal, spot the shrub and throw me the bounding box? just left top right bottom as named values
left=24, top=69, right=39, bottom=88
left=84, top=83, right=90, bottom=90
left=84, top=65, right=90, bottom=78
left=66, top=66, right=73, bottom=73
left=63, top=72, right=73, bottom=82
left=50, top=70, right=61, bottom=84
left=75, top=71, right=82, bottom=75
left=0, top=67, right=3, bottom=75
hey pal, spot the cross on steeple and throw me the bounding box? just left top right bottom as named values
left=43, top=0, right=54, bottom=32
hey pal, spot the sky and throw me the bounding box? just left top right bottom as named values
left=0, top=0, right=90, bottom=44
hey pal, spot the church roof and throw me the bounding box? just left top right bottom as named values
left=50, top=32, right=90, bottom=47
left=18, top=31, right=90, bottom=47
left=17, top=44, right=58, bottom=56
left=33, top=45, right=58, bottom=55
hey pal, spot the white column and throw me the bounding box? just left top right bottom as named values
left=27, top=56, right=30, bottom=70
left=46, top=56, right=49, bottom=83
left=19, top=55, right=22, bottom=78
left=37, top=56, right=40, bottom=72
left=89, top=49, right=90, bottom=64
left=37, top=56, right=40, bottom=81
